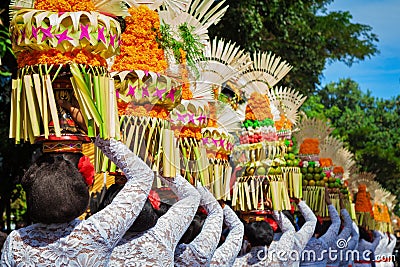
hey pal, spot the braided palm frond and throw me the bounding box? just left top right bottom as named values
left=268, top=86, right=307, bottom=125
left=319, top=135, right=344, bottom=159
left=348, top=172, right=377, bottom=194
left=238, top=51, right=292, bottom=95
left=292, top=117, right=334, bottom=145
left=9, top=0, right=34, bottom=18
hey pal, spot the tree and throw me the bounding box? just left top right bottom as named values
left=302, top=79, right=400, bottom=214
left=209, top=0, right=379, bottom=95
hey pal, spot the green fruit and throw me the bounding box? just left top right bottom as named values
left=284, top=154, right=289, bottom=160
left=275, top=167, right=282, bottom=175
left=288, top=153, right=295, bottom=160
left=268, top=168, right=276, bottom=175
left=301, top=167, right=308, bottom=174
left=286, top=159, right=293, bottom=167
left=314, top=173, right=321, bottom=181
left=328, top=182, right=335, bottom=188
left=328, top=177, right=336, bottom=183
left=293, top=159, right=300, bottom=166
left=287, top=146, right=293, bottom=152
left=306, top=173, right=313, bottom=180
left=319, top=181, right=325, bottom=187
left=256, top=167, right=266, bottom=176
left=335, top=178, right=341, bottom=184
left=307, top=167, right=314, bottom=173
left=303, top=180, right=308, bottom=186
left=316, top=181, right=322, bottom=186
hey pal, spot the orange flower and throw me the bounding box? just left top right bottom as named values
left=355, top=184, right=373, bottom=213
left=173, top=126, right=202, bottom=139
left=34, top=0, right=95, bottom=11
left=17, top=49, right=106, bottom=68
left=299, top=138, right=320, bottom=155
left=112, top=6, right=168, bottom=73
left=319, top=158, right=333, bottom=167
left=333, top=166, right=344, bottom=174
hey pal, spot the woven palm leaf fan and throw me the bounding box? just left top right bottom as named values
left=319, top=135, right=344, bottom=159
left=333, top=147, right=356, bottom=180
left=292, top=117, right=334, bottom=146
left=10, top=0, right=128, bottom=17
left=348, top=172, right=377, bottom=195
left=267, top=86, right=307, bottom=125
left=191, top=38, right=252, bottom=102
left=158, top=0, right=228, bottom=45
left=238, top=51, right=293, bottom=96
left=386, top=194, right=397, bottom=210
left=124, top=0, right=189, bottom=12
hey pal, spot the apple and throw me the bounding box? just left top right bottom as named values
left=256, top=167, right=267, bottom=176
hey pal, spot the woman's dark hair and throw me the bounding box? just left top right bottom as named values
left=179, top=213, right=206, bottom=244
left=359, top=226, right=372, bottom=242
left=245, top=221, right=274, bottom=247
left=0, top=231, right=8, bottom=252
left=98, top=184, right=159, bottom=233
left=21, top=153, right=89, bottom=224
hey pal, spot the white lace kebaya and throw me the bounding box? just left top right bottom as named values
left=174, top=186, right=223, bottom=267
left=233, top=211, right=296, bottom=267
left=210, top=205, right=244, bottom=267
left=300, top=204, right=341, bottom=267
left=109, top=175, right=201, bottom=266
left=275, top=201, right=317, bottom=267
left=1, top=138, right=154, bottom=267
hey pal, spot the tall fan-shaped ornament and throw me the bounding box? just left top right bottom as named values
left=268, top=86, right=307, bottom=140
left=9, top=0, right=122, bottom=153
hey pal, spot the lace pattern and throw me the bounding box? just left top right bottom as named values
left=109, top=175, right=200, bottom=266
left=327, top=209, right=353, bottom=265
left=174, top=186, right=223, bottom=267
left=210, top=206, right=244, bottom=267
left=1, top=138, right=154, bottom=266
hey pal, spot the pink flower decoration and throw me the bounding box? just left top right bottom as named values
left=109, top=33, right=117, bottom=47
left=55, top=29, right=73, bottom=44
left=153, top=87, right=166, bottom=99
left=142, top=86, right=149, bottom=97
left=40, top=26, right=53, bottom=42
left=187, top=114, right=195, bottom=124
left=80, top=24, right=90, bottom=40
left=166, top=89, right=176, bottom=101
left=98, top=26, right=106, bottom=43
left=32, top=26, right=39, bottom=39
left=177, top=113, right=186, bottom=122
left=127, top=85, right=136, bottom=96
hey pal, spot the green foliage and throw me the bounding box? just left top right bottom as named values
left=157, top=22, right=204, bottom=70
left=301, top=78, right=400, bottom=215
left=209, top=0, right=379, bottom=95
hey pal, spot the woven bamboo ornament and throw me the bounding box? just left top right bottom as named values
left=238, top=51, right=293, bottom=96
left=292, top=117, right=334, bottom=146
left=10, top=0, right=128, bottom=17
left=267, top=86, right=307, bottom=126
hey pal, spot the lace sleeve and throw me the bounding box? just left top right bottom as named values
left=371, top=230, right=382, bottom=252
left=210, top=206, right=244, bottom=267
left=337, top=209, right=352, bottom=241
left=175, top=186, right=223, bottom=266
left=272, top=211, right=296, bottom=253
left=149, top=175, right=201, bottom=250
left=0, top=234, right=13, bottom=266
left=388, top=234, right=397, bottom=253
left=87, top=137, right=154, bottom=248
left=320, top=204, right=340, bottom=247
left=294, top=201, right=317, bottom=251
left=347, top=223, right=359, bottom=250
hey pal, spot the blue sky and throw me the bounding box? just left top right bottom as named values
left=321, top=0, right=400, bottom=99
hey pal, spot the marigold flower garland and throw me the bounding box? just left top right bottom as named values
left=299, top=138, right=320, bottom=155
left=34, top=0, right=95, bottom=12
left=117, top=101, right=170, bottom=120
left=245, top=92, right=273, bottom=121
left=17, top=49, right=107, bottom=68
left=112, top=6, right=167, bottom=73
